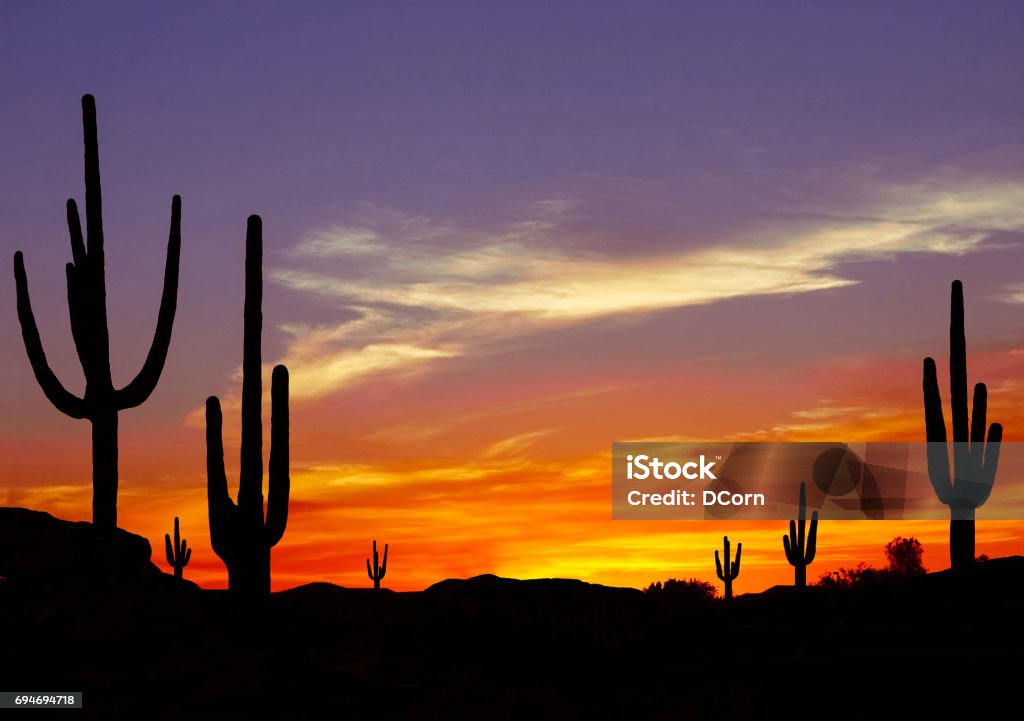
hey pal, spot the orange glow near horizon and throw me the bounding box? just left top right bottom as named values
left=6, top=344, right=1024, bottom=594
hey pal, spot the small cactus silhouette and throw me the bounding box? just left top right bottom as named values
left=783, top=481, right=818, bottom=587
left=366, top=540, right=388, bottom=590
left=206, top=216, right=290, bottom=596
left=13, top=94, right=181, bottom=529
left=714, top=535, right=741, bottom=600
left=164, top=516, right=191, bottom=580
left=923, top=280, right=1002, bottom=569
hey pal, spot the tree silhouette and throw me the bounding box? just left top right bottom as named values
left=884, top=536, right=925, bottom=576
left=923, top=280, right=1002, bottom=569
left=12, top=95, right=181, bottom=529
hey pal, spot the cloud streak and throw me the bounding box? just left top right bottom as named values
left=262, top=177, right=1024, bottom=403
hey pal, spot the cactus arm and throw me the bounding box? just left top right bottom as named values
left=237, top=216, right=264, bottom=516
left=116, top=195, right=181, bottom=410
left=13, top=253, right=88, bottom=419
left=381, top=543, right=388, bottom=577
left=366, top=558, right=373, bottom=580
left=734, top=542, right=741, bottom=576
left=183, top=546, right=191, bottom=565
left=983, top=423, right=1003, bottom=485
left=970, top=382, right=988, bottom=457
left=923, top=357, right=953, bottom=502
left=165, top=532, right=174, bottom=566
left=715, top=549, right=724, bottom=580
left=206, top=396, right=236, bottom=558
left=64, top=262, right=94, bottom=375
left=783, top=520, right=797, bottom=563
left=265, top=365, right=290, bottom=546
left=806, top=512, right=818, bottom=563
left=66, top=199, right=86, bottom=266
left=205, top=398, right=230, bottom=505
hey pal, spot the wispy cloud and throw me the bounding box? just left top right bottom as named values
left=1000, top=282, right=1024, bottom=304
left=263, top=178, right=1024, bottom=402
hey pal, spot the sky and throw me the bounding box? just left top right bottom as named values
left=3, top=1, right=1024, bottom=592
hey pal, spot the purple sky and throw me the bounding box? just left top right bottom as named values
left=2, top=1, right=1024, bottom=439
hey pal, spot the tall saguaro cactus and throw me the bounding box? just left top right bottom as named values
left=715, top=535, right=741, bottom=600
left=366, top=540, right=388, bottom=590
left=206, top=216, right=290, bottom=596
left=13, top=94, right=181, bottom=529
left=923, top=280, right=1002, bottom=569
left=783, top=482, right=818, bottom=587
left=165, top=516, right=191, bottom=580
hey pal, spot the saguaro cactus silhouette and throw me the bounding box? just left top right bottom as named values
left=923, top=280, right=1002, bottom=569
left=783, top=481, right=818, bottom=587
left=12, top=94, right=181, bottom=529
left=206, top=216, right=290, bottom=596
left=367, top=540, right=388, bottom=590
left=714, top=535, right=741, bottom=600
left=164, top=516, right=191, bottom=580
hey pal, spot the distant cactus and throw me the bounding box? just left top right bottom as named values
left=923, top=280, right=1002, bottom=569
left=206, top=216, right=290, bottom=596
left=164, top=516, right=191, bottom=580
left=783, top=482, right=818, bottom=587
left=714, top=535, right=741, bottom=600
left=366, top=540, right=388, bottom=590
left=12, top=94, right=181, bottom=529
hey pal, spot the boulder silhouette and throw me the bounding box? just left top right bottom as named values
left=0, top=507, right=163, bottom=589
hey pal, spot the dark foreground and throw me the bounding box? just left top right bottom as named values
left=2, top=508, right=1022, bottom=720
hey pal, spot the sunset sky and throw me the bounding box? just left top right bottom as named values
left=3, top=2, right=1024, bottom=592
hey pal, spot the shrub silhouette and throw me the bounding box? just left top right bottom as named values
left=783, top=481, right=818, bottom=587
left=923, top=280, right=1002, bottom=569
left=206, top=216, right=290, bottom=596
left=714, top=535, right=741, bottom=600
left=816, top=563, right=890, bottom=590
left=366, top=540, right=388, bottom=590
left=164, top=516, right=191, bottom=580
left=12, top=94, right=181, bottom=529
left=644, top=578, right=717, bottom=601
left=884, top=536, right=925, bottom=576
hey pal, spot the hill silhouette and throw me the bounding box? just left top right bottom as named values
left=2, top=507, right=1023, bottom=719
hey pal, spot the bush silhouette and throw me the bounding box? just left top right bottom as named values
left=885, top=536, right=926, bottom=576
left=644, top=578, right=717, bottom=601
left=817, top=563, right=891, bottom=590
